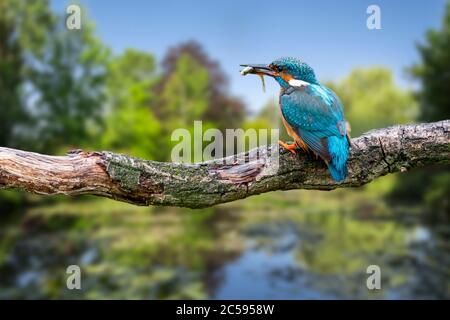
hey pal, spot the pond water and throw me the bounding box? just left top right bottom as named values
left=0, top=191, right=449, bottom=299
left=213, top=222, right=449, bottom=299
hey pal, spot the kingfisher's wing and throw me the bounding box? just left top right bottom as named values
left=280, top=85, right=347, bottom=161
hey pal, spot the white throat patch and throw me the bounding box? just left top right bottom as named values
left=288, top=79, right=309, bottom=88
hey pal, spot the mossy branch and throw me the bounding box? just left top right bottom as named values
left=0, top=121, right=449, bottom=208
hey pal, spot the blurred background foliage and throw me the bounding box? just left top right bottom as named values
left=0, top=0, right=449, bottom=299
left=326, top=68, right=417, bottom=137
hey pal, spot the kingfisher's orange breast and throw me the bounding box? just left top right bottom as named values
left=280, top=114, right=309, bottom=151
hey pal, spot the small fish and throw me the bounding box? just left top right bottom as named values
left=240, top=66, right=266, bottom=92
left=240, top=66, right=254, bottom=75
left=258, top=74, right=266, bottom=92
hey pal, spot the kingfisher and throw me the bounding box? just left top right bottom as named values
left=240, top=57, right=350, bottom=182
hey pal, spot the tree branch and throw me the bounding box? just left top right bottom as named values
left=0, top=121, right=449, bottom=208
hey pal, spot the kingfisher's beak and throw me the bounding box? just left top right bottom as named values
left=240, top=64, right=276, bottom=77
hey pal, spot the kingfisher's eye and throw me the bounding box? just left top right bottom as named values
left=272, top=65, right=283, bottom=72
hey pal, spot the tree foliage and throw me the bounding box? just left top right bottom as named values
left=158, top=41, right=246, bottom=132
left=410, top=1, right=450, bottom=122
left=102, top=49, right=162, bottom=159
left=160, top=54, right=210, bottom=127
left=28, top=19, right=109, bottom=153
left=0, top=0, right=53, bottom=148
left=326, top=68, right=417, bottom=137
left=0, top=1, right=108, bottom=153
left=101, top=42, right=247, bottom=162
left=390, top=3, right=450, bottom=217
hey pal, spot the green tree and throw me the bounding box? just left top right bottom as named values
left=28, top=18, right=109, bottom=153
left=326, top=67, right=417, bottom=137
left=156, top=42, right=247, bottom=161
left=102, top=49, right=162, bottom=159
left=410, top=1, right=450, bottom=121
left=160, top=54, right=210, bottom=127
left=0, top=0, right=54, bottom=148
left=159, top=41, right=246, bottom=132
left=390, top=2, right=450, bottom=219
left=157, top=54, right=211, bottom=161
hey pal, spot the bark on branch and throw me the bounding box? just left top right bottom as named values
left=0, top=121, right=449, bottom=208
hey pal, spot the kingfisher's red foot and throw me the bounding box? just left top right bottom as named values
left=278, top=140, right=298, bottom=154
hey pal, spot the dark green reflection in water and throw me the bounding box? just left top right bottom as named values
left=0, top=189, right=449, bottom=299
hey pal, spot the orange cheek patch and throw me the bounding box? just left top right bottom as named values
left=280, top=72, right=293, bottom=82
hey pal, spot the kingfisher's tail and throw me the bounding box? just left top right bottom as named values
left=326, top=135, right=349, bottom=182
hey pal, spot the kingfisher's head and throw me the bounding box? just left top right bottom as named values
left=240, top=57, right=318, bottom=88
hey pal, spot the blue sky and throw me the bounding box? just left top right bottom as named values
left=53, top=0, right=446, bottom=112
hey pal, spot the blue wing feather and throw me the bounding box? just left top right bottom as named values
left=280, top=84, right=349, bottom=181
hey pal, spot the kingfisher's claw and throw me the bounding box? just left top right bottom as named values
left=278, top=140, right=298, bottom=154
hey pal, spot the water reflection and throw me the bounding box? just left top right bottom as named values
left=0, top=192, right=449, bottom=299
left=214, top=219, right=450, bottom=299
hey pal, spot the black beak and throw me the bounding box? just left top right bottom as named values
left=240, top=64, right=276, bottom=77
